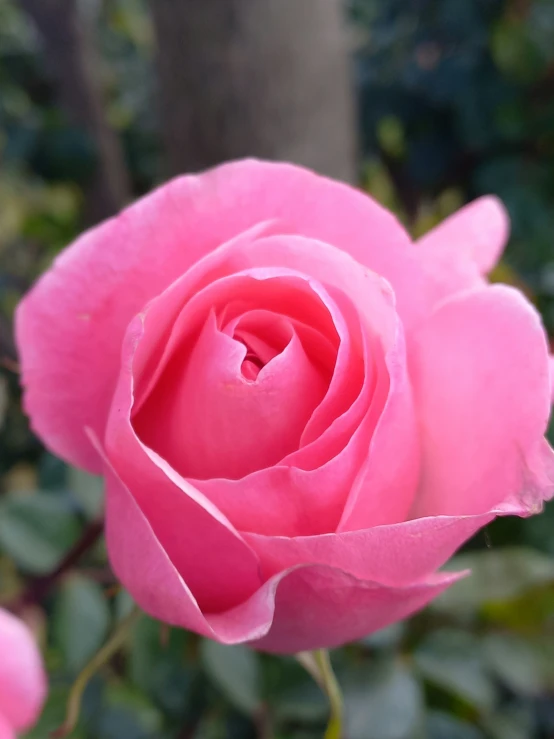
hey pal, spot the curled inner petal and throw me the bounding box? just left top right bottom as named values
left=133, top=273, right=339, bottom=480
left=118, top=231, right=416, bottom=539
left=225, top=311, right=294, bottom=381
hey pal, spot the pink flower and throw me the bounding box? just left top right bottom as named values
left=16, top=160, right=554, bottom=653
left=0, top=608, right=46, bottom=738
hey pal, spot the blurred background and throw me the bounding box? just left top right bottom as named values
left=1, top=0, right=554, bottom=737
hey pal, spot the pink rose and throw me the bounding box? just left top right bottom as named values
left=16, top=160, right=554, bottom=653
left=0, top=608, right=46, bottom=738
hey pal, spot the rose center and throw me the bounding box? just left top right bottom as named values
left=228, top=311, right=294, bottom=382
left=133, top=274, right=340, bottom=481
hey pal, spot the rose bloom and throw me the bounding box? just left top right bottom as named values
left=0, top=608, right=46, bottom=738
left=16, top=160, right=554, bottom=653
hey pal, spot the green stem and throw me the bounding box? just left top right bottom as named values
left=298, top=649, right=343, bottom=739
left=52, top=606, right=142, bottom=737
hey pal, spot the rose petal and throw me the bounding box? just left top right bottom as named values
left=0, top=715, right=14, bottom=739
left=197, top=456, right=360, bottom=537
left=193, top=246, right=416, bottom=532
left=0, top=608, right=46, bottom=731
left=127, top=233, right=415, bottom=536
left=103, top=443, right=462, bottom=653
left=550, top=355, right=554, bottom=404
left=103, top=322, right=264, bottom=613
left=291, top=289, right=369, bottom=464
left=416, top=196, right=510, bottom=303
left=244, top=513, right=494, bottom=584
left=135, top=276, right=332, bottom=480
left=218, top=235, right=418, bottom=530
left=211, top=234, right=404, bottom=471
left=338, top=323, right=420, bottom=530
left=16, top=159, right=419, bottom=472
left=410, top=284, right=553, bottom=517
left=132, top=289, right=355, bottom=535
left=103, top=455, right=214, bottom=635
left=248, top=567, right=463, bottom=653
left=284, top=309, right=372, bottom=473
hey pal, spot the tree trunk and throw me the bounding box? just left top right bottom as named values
left=19, top=0, right=131, bottom=223
left=149, top=0, right=356, bottom=182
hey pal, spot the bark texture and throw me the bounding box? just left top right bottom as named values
left=150, top=0, right=356, bottom=182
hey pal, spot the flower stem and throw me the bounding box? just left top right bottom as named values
left=298, top=649, right=343, bottom=739
left=52, top=606, right=141, bottom=737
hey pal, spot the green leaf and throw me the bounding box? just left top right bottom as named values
left=358, top=622, right=405, bottom=650
left=22, top=686, right=86, bottom=739
left=265, top=653, right=327, bottom=722
left=481, top=705, right=535, bottom=739
left=272, top=679, right=328, bottom=723
left=115, top=589, right=136, bottom=623
left=129, top=616, right=163, bottom=694
left=491, top=19, right=546, bottom=83
left=53, top=574, right=111, bottom=673
left=94, top=683, right=164, bottom=739
left=38, top=452, right=67, bottom=490
left=483, top=633, right=545, bottom=695
left=413, top=630, right=496, bottom=712
left=343, top=659, right=424, bottom=739
left=129, top=616, right=194, bottom=718
left=0, top=374, right=7, bottom=431
left=531, top=636, right=554, bottom=688
left=426, top=712, right=483, bottom=739
left=376, top=115, right=406, bottom=159
left=434, top=547, right=554, bottom=616
left=201, top=639, right=261, bottom=715
left=0, top=492, right=81, bottom=574
left=67, top=465, right=104, bottom=520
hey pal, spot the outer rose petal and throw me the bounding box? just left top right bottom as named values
left=0, top=715, right=14, bottom=739
left=416, top=196, right=510, bottom=303
left=102, top=322, right=264, bottom=613
left=0, top=608, right=46, bottom=732
left=410, top=285, right=553, bottom=518
left=16, top=159, right=419, bottom=473
left=104, top=448, right=462, bottom=653
left=249, top=568, right=462, bottom=653
left=244, top=513, right=494, bottom=585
